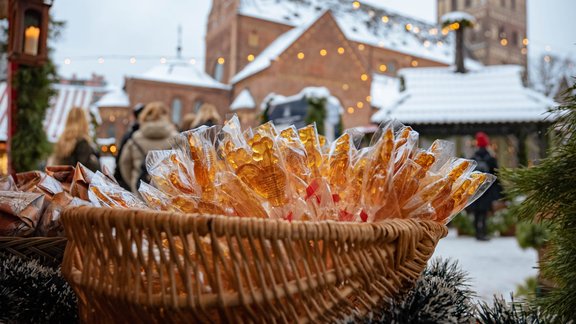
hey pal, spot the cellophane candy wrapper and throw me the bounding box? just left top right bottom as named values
left=37, top=192, right=91, bottom=237
left=0, top=191, right=45, bottom=237
left=85, top=114, right=499, bottom=227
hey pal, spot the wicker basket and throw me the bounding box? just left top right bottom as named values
left=61, top=206, right=447, bottom=323
left=0, top=236, right=67, bottom=267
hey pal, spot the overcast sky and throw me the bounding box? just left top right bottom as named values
left=50, top=0, right=576, bottom=87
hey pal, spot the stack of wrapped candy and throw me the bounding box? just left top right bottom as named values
left=88, top=116, right=495, bottom=225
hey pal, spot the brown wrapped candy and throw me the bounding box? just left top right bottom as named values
left=46, top=165, right=75, bottom=192
left=0, top=191, right=45, bottom=237
left=0, top=176, right=18, bottom=191
left=15, top=171, right=45, bottom=192
left=70, top=163, right=95, bottom=200
left=36, top=192, right=90, bottom=237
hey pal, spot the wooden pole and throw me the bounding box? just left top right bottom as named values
left=7, top=61, right=18, bottom=175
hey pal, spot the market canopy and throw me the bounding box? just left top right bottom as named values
left=371, top=65, right=556, bottom=125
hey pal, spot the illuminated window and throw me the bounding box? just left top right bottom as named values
left=171, top=97, right=182, bottom=123
left=249, top=31, right=259, bottom=47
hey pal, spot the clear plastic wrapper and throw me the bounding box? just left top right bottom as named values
left=0, top=191, right=45, bottom=237
left=88, top=172, right=149, bottom=209
left=138, top=181, right=171, bottom=211
left=45, top=165, right=75, bottom=192
left=0, top=176, right=18, bottom=191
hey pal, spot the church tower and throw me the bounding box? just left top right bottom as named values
left=205, top=0, right=240, bottom=84
left=437, top=0, right=527, bottom=66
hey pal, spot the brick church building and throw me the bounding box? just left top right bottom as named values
left=122, top=0, right=528, bottom=133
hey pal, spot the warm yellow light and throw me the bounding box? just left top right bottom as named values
left=347, top=107, right=355, bottom=114
left=381, top=16, right=389, bottom=23
left=500, top=39, right=508, bottom=46
left=129, top=57, right=136, bottom=64
left=337, top=47, right=345, bottom=54
left=405, top=23, right=413, bottom=31
left=366, top=95, right=372, bottom=102
left=217, top=57, right=225, bottom=64
left=297, top=52, right=305, bottom=60
left=411, top=60, right=419, bottom=67
left=442, top=28, right=449, bottom=35
left=522, top=38, right=529, bottom=46
left=360, top=74, right=368, bottom=81
left=342, top=83, right=350, bottom=90
left=544, top=55, right=551, bottom=63
left=358, top=44, right=365, bottom=51
left=450, top=22, right=460, bottom=30
left=101, top=146, right=108, bottom=153
left=379, top=64, right=387, bottom=72
left=247, top=54, right=255, bottom=61
left=413, top=26, right=420, bottom=33
left=352, top=1, right=360, bottom=9
left=423, top=40, right=431, bottom=48
left=521, top=48, right=527, bottom=55
left=24, top=26, right=40, bottom=55
left=357, top=102, right=364, bottom=109
left=109, top=145, right=117, bottom=154
left=429, top=28, right=438, bottom=35
left=320, top=49, right=327, bottom=56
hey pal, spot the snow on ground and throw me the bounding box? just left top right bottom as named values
left=432, top=229, right=539, bottom=302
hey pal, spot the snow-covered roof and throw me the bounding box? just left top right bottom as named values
left=371, top=73, right=402, bottom=109
left=372, top=65, right=557, bottom=124
left=0, top=82, right=108, bottom=142
left=440, top=11, right=477, bottom=24
left=94, top=87, right=129, bottom=108
left=131, top=62, right=230, bottom=90
left=230, top=89, right=256, bottom=110
left=237, top=0, right=460, bottom=68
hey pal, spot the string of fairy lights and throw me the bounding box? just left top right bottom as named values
left=56, top=0, right=572, bottom=117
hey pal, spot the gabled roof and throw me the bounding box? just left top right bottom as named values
left=0, top=81, right=108, bottom=142
left=230, top=12, right=324, bottom=84
left=230, top=89, right=256, bottom=110
left=371, top=65, right=557, bottom=124
left=130, top=62, right=230, bottom=90
left=95, top=87, right=129, bottom=108
left=238, top=0, right=459, bottom=66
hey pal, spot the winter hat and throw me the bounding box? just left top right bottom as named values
left=475, top=132, right=489, bottom=148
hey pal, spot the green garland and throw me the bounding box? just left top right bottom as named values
left=12, top=63, right=56, bottom=171
left=305, top=96, right=327, bottom=135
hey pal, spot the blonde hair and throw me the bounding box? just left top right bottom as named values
left=180, top=113, right=197, bottom=131
left=53, top=107, right=92, bottom=158
left=192, top=103, right=221, bottom=127
left=138, top=101, right=170, bottom=124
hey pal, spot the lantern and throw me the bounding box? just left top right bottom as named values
left=8, top=0, right=52, bottom=66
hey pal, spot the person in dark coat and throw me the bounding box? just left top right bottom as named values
left=468, top=132, right=503, bottom=241
left=49, top=107, right=101, bottom=172
left=114, top=103, right=145, bottom=190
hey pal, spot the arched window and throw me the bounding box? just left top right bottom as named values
left=171, top=97, right=182, bottom=123
left=213, top=61, right=224, bottom=82
left=193, top=99, right=204, bottom=113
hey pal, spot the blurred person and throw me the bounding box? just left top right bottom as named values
left=180, top=112, right=197, bottom=131
left=119, top=101, right=178, bottom=193
left=192, top=103, right=221, bottom=128
left=50, top=107, right=101, bottom=171
left=114, top=103, right=145, bottom=190
left=468, top=132, right=503, bottom=241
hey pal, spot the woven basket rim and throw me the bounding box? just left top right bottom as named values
left=62, top=206, right=447, bottom=242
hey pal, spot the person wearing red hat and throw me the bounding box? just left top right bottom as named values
left=467, top=132, right=502, bottom=241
